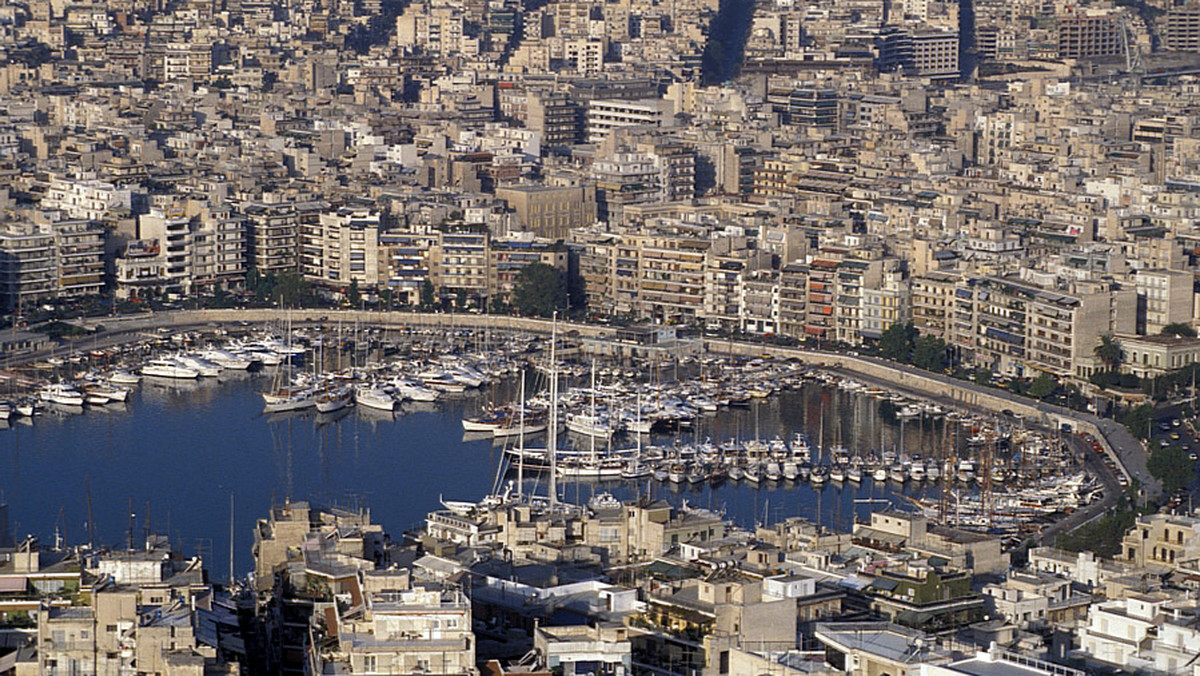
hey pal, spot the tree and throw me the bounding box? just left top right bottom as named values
left=1148, top=445, right=1195, bottom=495
left=1027, top=371, right=1058, bottom=399
left=512, top=263, right=567, bottom=317
left=1094, top=334, right=1124, bottom=372
left=911, top=335, right=947, bottom=371
left=1161, top=323, right=1197, bottom=338
left=879, top=322, right=917, bottom=363
left=419, top=279, right=436, bottom=309
left=1121, top=403, right=1155, bottom=441
left=972, top=367, right=993, bottom=387
left=347, top=280, right=361, bottom=306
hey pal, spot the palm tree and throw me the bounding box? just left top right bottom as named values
left=1094, top=334, right=1123, bottom=372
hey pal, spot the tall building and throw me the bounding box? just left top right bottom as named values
left=300, top=208, right=383, bottom=289
left=1164, top=6, right=1200, bottom=53
left=1058, top=13, right=1122, bottom=59
left=242, top=201, right=300, bottom=274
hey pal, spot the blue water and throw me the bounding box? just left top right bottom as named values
left=1, top=370, right=955, bottom=580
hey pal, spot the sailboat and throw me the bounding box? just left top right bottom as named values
left=262, top=315, right=315, bottom=412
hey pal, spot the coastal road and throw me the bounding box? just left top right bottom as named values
left=826, top=364, right=1125, bottom=545
left=1035, top=434, right=1122, bottom=546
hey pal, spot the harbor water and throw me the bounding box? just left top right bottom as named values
left=1, top=369, right=958, bottom=580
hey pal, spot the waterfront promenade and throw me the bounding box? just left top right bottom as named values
left=15, top=308, right=1159, bottom=513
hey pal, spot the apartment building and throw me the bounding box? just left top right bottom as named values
left=586, top=98, right=674, bottom=143
left=495, top=184, right=597, bottom=240
left=925, top=276, right=1135, bottom=379
left=0, top=223, right=55, bottom=312
left=396, top=3, right=468, bottom=55
left=525, top=90, right=583, bottom=148
left=431, top=230, right=490, bottom=302
left=137, top=206, right=193, bottom=293
left=338, top=588, right=476, bottom=676
left=242, top=201, right=301, bottom=274
left=43, top=177, right=129, bottom=221
left=380, top=231, right=437, bottom=305
left=1164, top=6, right=1200, bottom=53
left=1119, top=512, right=1200, bottom=569
left=300, top=208, right=383, bottom=289
left=861, top=259, right=911, bottom=340
left=591, top=152, right=662, bottom=223
left=188, top=206, right=247, bottom=290
left=489, top=236, right=568, bottom=302
left=1079, top=594, right=1175, bottom=668
left=1130, top=268, right=1192, bottom=335
left=1057, top=12, right=1122, bottom=59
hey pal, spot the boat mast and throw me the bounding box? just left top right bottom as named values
left=517, top=369, right=526, bottom=502
left=548, top=313, right=558, bottom=507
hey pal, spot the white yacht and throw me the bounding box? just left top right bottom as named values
left=141, top=359, right=200, bottom=379
left=39, top=384, right=85, bottom=407
left=202, top=349, right=255, bottom=370
left=354, top=385, right=396, bottom=411
left=175, top=354, right=222, bottom=377
left=82, top=382, right=129, bottom=403
left=564, top=413, right=615, bottom=440
left=394, top=379, right=439, bottom=402
left=108, top=370, right=142, bottom=386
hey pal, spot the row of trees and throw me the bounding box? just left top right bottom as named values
left=877, top=322, right=949, bottom=371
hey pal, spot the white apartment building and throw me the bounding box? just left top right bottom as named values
left=43, top=177, right=130, bottom=221
left=1077, top=594, right=1200, bottom=673
left=586, top=98, right=675, bottom=143
left=301, top=208, right=383, bottom=289
left=138, top=206, right=194, bottom=292
left=338, top=588, right=475, bottom=676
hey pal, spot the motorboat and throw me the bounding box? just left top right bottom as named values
left=202, top=349, right=255, bottom=370
left=109, top=370, right=142, bottom=385
left=39, top=384, right=85, bottom=407
left=354, top=385, right=396, bottom=412
left=141, top=359, right=200, bottom=379
left=174, top=354, right=222, bottom=377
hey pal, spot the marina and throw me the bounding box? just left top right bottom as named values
left=0, top=325, right=1103, bottom=566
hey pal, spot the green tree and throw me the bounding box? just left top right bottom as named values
left=1121, top=403, right=1155, bottom=441
left=972, top=367, right=993, bottom=387
left=347, top=280, right=361, bottom=306
left=911, top=335, right=947, bottom=371
left=419, top=279, right=436, bottom=309
left=1094, top=334, right=1124, bottom=372
left=1027, top=371, right=1059, bottom=399
left=879, top=322, right=917, bottom=363
left=380, top=288, right=394, bottom=309
left=1161, top=323, right=1197, bottom=338
left=512, top=263, right=567, bottom=317
left=271, top=271, right=313, bottom=306
left=1148, top=445, right=1194, bottom=495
